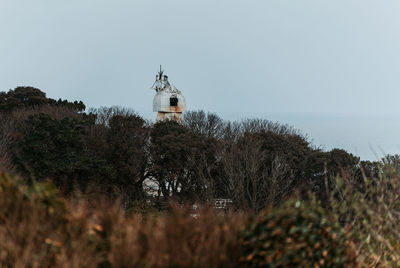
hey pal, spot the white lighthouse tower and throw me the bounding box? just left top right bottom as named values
left=152, top=66, right=186, bottom=123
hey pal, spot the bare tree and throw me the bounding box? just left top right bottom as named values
left=220, top=119, right=310, bottom=211
left=221, top=134, right=268, bottom=211
left=184, top=110, right=225, bottom=139
left=88, top=106, right=147, bottom=126
left=221, top=139, right=297, bottom=211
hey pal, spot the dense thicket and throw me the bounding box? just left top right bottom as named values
left=0, top=86, right=85, bottom=112
left=0, top=87, right=384, bottom=210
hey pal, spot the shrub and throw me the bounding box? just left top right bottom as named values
left=330, top=166, right=400, bottom=267
left=29, top=179, right=68, bottom=219
left=0, top=172, right=77, bottom=267
left=240, top=200, right=357, bottom=267
left=0, top=172, right=67, bottom=219
left=0, top=173, right=246, bottom=267
left=94, top=204, right=245, bottom=267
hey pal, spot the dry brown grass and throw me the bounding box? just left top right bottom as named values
left=0, top=174, right=246, bottom=267
left=5, top=165, right=400, bottom=267
left=100, top=204, right=245, bottom=267
left=328, top=164, right=400, bottom=267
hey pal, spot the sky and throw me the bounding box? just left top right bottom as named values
left=1, top=0, right=400, bottom=160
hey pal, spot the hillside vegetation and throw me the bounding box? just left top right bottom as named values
left=0, top=87, right=399, bottom=267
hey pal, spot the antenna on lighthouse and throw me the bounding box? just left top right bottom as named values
left=158, top=65, right=163, bottom=80
left=151, top=66, right=186, bottom=123
left=152, top=65, right=172, bottom=92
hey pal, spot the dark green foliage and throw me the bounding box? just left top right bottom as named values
left=254, top=130, right=311, bottom=168
left=0, top=88, right=372, bottom=209
left=52, top=98, right=85, bottom=112
left=150, top=121, right=219, bottom=202
left=0, top=87, right=48, bottom=112
left=240, top=200, right=357, bottom=267
left=328, top=149, right=359, bottom=174
left=106, top=114, right=149, bottom=201
left=17, top=113, right=110, bottom=191
left=301, top=149, right=360, bottom=201
left=0, top=87, right=85, bottom=112
left=253, top=129, right=312, bottom=192
left=359, top=160, right=380, bottom=179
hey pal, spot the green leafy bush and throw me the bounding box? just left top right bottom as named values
left=330, top=167, right=400, bottom=266
left=240, top=200, right=357, bottom=267
left=29, top=179, right=68, bottom=218
left=0, top=172, right=68, bottom=223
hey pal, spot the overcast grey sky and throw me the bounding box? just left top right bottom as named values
left=1, top=0, right=400, bottom=160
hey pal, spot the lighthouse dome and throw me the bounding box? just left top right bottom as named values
left=153, top=85, right=186, bottom=113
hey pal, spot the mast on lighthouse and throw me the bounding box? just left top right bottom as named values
left=151, top=66, right=186, bottom=123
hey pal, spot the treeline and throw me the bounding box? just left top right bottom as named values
left=0, top=86, right=386, bottom=211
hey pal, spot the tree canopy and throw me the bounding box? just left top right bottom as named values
left=0, top=87, right=85, bottom=112
left=0, top=86, right=385, bottom=210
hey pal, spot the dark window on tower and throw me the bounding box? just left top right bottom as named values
left=170, top=97, right=178, bottom=106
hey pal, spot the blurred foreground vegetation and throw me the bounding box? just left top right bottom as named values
left=0, top=87, right=400, bottom=267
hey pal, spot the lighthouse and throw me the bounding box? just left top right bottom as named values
left=152, top=66, right=186, bottom=123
